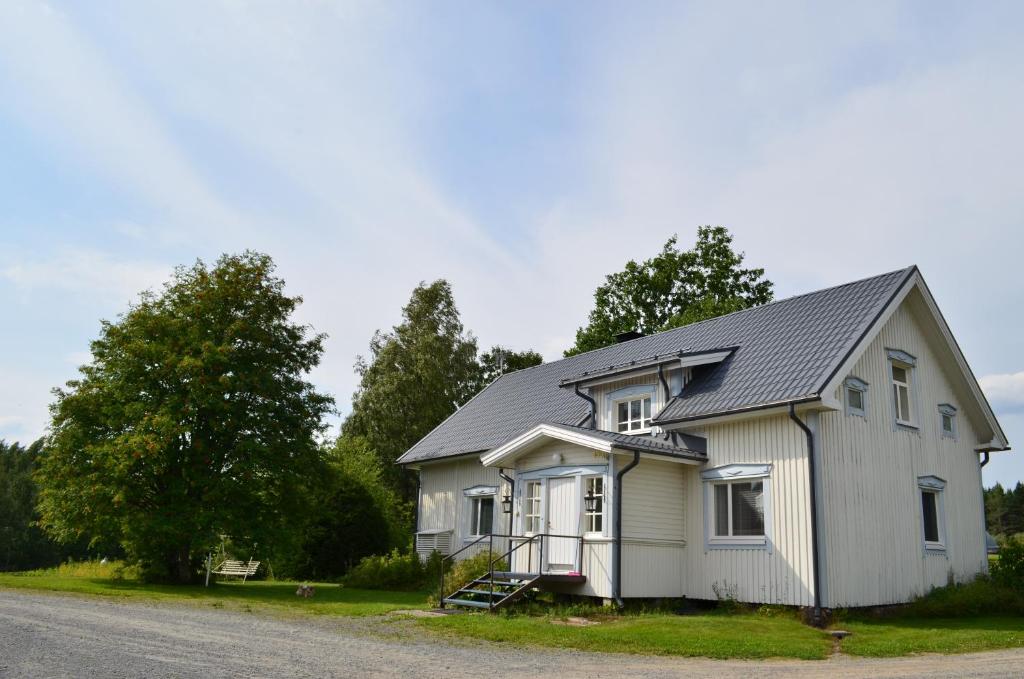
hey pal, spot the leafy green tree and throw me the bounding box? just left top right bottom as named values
left=287, top=436, right=411, bottom=579
left=477, top=346, right=543, bottom=387
left=37, top=252, right=334, bottom=583
left=0, top=439, right=93, bottom=571
left=343, top=280, right=480, bottom=499
left=565, top=227, right=774, bottom=356
left=986, top=483, right=1008, bottom=535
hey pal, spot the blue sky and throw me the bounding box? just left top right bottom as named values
left=0, top=1, right=1021, bottom=486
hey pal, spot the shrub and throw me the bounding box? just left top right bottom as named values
left=902, top=576, right=1024, bottom=617
left=343, top=549, right=425, bottom=591
left=430, top=550, right=508, bottom=604
left=991, top=536, right=1024, bottom=589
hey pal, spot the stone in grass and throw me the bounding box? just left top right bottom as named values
left=551, top=617, right=600, bottom=627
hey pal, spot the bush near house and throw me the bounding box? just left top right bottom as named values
left=990, top=536, right=1024, bottom=589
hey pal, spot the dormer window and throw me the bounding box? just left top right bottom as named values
left=617, top=396, right=652, bottom=432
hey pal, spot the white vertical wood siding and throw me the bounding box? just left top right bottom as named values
left=514, top=440, right=608, bottom=472
left=818, top=292, right=988, bottom=607
left=619, top=457, right=687, bottom=597
left=682, top=415, right=815, bottom=606
left=417, top=457, right=509, bottom=559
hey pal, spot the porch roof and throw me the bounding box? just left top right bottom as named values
left=479, top=422, right=708, bottom=468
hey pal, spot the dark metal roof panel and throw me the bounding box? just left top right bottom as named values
left=398, top=267, right=913, bottom=464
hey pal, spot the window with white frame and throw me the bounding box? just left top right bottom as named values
left=938, top=404, right=958, bottom=439
left=463, top=486, right=496, bottom=538
left=524, top=481, right=542, bottom=533
left=702, top=465, right=771, bottom=548
left=583, top=476, right=604, bottom=533
left=845, top=376, right=868, bottom=417
left=918, top=476, right=946, bottom=551
left=468, top=496, right=494, bottom=537
left=616, top=396, right=652, bottom=432
left=887, top=349, right=917, bottom=426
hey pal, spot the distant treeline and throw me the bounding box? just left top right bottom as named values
left=985, top=482, right=1024, bottom=538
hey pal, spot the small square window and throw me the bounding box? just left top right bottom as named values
left=616, top=396, right=652, bottom=432
left=712, top=480, right=764, bottom=538
left=844, top=377, right=868, bottom=417
left=938, top=405, right=957, bottom=439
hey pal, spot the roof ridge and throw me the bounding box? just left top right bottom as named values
left=508, top=265, right=916, bottom=373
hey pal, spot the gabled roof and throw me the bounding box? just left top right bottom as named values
left=479, top=422, right=708, bottom=468
left=399, top=266, right=919, bottom=465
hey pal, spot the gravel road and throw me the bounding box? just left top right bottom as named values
left=1, top=589, right=1021, bottom=678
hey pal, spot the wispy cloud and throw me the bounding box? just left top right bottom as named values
left=1, top=249, right=169, bottom=303
left=981, top=372, right=1024, bottom=414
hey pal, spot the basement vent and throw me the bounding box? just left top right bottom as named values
left=415, top=529, right=454, bottom=558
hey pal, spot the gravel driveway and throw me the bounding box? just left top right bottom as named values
left=1, top=589, right=1021, bottom=678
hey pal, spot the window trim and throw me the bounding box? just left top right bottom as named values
left=467, top=495, right=495, bottom=538
left=582, top=474, right=605, bottom=535
left=604, top=384, right=657, bottom=434
left=938, top=403, right=958, bottom=440
left=701, top=464, right=772, bottom=551
left=917, top=475, right=947, bottom=554
left=887, top=349, right=918, bottom=429
left=844, top=376, right=869, bottom=418
left=463, top=485, right=497, bottom=540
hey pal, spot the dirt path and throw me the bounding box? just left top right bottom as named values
left=0, top=589, right=1020, bottom=678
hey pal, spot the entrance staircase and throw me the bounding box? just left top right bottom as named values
left=439, top=533, right=587, bottom=612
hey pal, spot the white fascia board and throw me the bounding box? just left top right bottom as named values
left=677, top=350, right=733, bottom=369
left=480, top=424, right=613, bottom=467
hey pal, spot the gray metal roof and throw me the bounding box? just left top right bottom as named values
left=398, top=266, right=914, bottom=465
left=540, top=422, right=708, bottom=461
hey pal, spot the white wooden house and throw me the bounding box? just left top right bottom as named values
left=398, top=267, right=1009, bottom=611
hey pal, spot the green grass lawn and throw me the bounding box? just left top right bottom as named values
left=419, top=610, right=834, bottom=660
left=838, top=616, right=1024, bottom=657
left=0, top=564, right=429, bottom=617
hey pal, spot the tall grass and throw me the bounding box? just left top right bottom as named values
left=11, top=559, right=140, bottom=580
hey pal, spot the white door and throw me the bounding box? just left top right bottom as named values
left=545, top=476, right=579, bottom=572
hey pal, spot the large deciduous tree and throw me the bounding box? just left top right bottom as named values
left=37, top=252, right=333, bottom=583
left=565, top=226, right=774, bottom=356
left=477, top=346, right=544, bottom=388
left=343, top=280, right=480, bottom=499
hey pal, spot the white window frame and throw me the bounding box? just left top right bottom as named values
left=701, top=464, right=772, bottom=550
left=582, top=475, right=605, bottom=535
left=938, top=404, right=958, bottom=440
left=614, top=394, right=653, bottom=433
left=844, top=376, right=868, bottom=418
left=917, top=476, right=947, bottom=553
left=887, top=349, right=917, bottom=428
left=463, top=485, right=497, bottom=540
left=523, top=480, right=542, bottom=534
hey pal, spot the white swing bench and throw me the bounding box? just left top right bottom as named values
left=211, top=559, right=260, bottom=581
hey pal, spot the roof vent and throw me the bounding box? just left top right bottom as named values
left=615, top=330, right=644, bottom=343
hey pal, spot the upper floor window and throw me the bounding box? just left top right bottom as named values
left=524, top=481, right=542, bottom=533
left=845, top=376, right=868, bottom=417
left=887, top=349, right=917, bottom=427
left=938, top=404, right=958, bottom=439
left=616, top=396, right=652, bottom=432
left=584, top=476, right=604, bottom=533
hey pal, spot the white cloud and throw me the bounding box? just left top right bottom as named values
left=980, top=372, right=1024, bottom=414
left=1, top=249, right=169, bottom=304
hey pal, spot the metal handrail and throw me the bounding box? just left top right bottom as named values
left=439, top=532, right=588, bottom=610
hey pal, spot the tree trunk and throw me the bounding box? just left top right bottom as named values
left=170, top=544, right=194, bottom=584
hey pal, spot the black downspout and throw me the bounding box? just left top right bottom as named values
left=980, top=451, right=990, bottom=468
left=575, top=384, right=597, bottom=429
left=613, top=450, right=641, bottom=608
left=657, top=363, right=670, bottom=402
left=788, top=403, right=823, bottom=626
left=499, top=469, right=515, bottom=537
